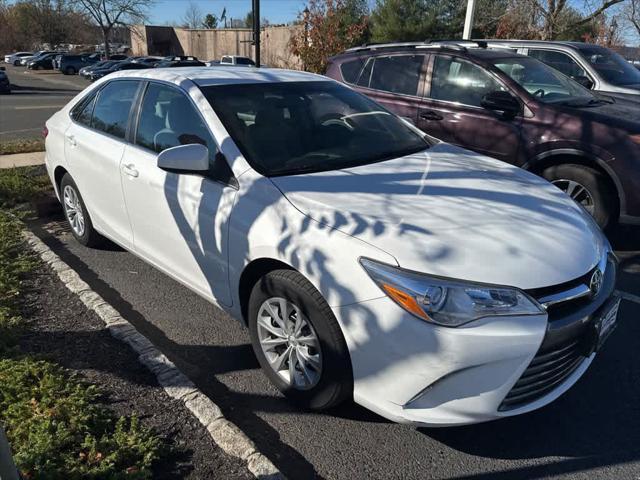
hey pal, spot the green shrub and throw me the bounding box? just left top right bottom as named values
left=0, top=167, right=52, bottom=209
left=0, top=358, right=162, bottom=479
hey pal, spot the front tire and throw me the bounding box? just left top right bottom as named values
left=60, top=174, right=102, bottom=247
left=542, top=164, right=616, bottom=229
left=13, top=60, right=20, bottom=66
left=248, top=269, right=352, bottom=410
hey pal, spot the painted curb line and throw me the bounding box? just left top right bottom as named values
left=23, top=229, right=285, bottom=479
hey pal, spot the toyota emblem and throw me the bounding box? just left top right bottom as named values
left=590, top=268, right=604, bottom=297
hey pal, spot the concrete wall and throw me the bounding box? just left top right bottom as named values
left=131, top=25, right=303, bottom=69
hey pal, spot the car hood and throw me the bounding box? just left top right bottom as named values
left=270, top=143, right=606, bottom=290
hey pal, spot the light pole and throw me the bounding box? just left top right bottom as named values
left=462, top=0, right=476, bottom=40
left=252, top=0, right=261, bottom=67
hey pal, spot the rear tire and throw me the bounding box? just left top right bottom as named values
left=13, top=60, right=20, bottom=66
left=542, top=163, right=616, bottom=229
left=248, top=269, right=353, bottom=410
left=60, top=174, right=103, bottom=247
left=65, top=66, right=75, bottom=75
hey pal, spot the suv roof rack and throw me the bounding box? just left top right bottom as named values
left=345, top=39, right=488, bottom=54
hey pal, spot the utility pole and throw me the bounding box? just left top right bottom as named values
left=462, top=0, right=476, bottom=40
left=252, top=0, right=260, bottom=67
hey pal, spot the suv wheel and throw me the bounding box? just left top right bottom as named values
left=60, top=174, right=103, bottom=247
left=248, top=269, right=352, bottom=410
left=65, top=66, right=75, bottom=75
left=542, top=164, right=616, bottom=229
left=13, top=60, right=20, bottom=66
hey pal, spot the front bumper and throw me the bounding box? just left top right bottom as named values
left=334, top=259, right=617, bottom=426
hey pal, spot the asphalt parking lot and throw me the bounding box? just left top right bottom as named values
left=0, top=64, right=85, bottom=141
left=4, top=62, right=640, bottom=479
left=28, top=215, right=640, bottom=480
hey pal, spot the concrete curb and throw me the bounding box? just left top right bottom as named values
left=23, top=229, right=284, bottom=479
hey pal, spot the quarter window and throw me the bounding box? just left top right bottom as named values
left=429, top=56, right=505, bottom=107
left=91, top=80, right=139, bottom=139
left=527, top=49, right=588, bottom=79
left=340, top=59, right=366, bottom=84
left=367, top=55, right=425, bottom=96
left=71, top=93, right=97, bottom=127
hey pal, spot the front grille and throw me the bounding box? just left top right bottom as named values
left=499, top=338, right=585, bottom=410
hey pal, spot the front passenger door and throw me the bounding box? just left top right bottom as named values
left=420, top=55, right=522, bottom=164
left=120, top=82, right=236, bottom=306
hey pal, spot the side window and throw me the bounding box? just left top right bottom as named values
left=429, top=56, right=505, bottom=107
left=340, top=59, right=365, bottom=84
left=71, top=93, right=97, bottom=127
left=369, top=55, right=424, bottom=96
left=91, top=80, right=139, bottom=139
left=356, top=58, right=373, bottom=87
left=528, top=49, right=588, bottom=79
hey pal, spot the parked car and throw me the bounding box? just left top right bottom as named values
left=58, top=53, right=101, bottom=75
left=155, top=56, right=205, bottom=68
left=79, top=60, right=120, bottom=79
left=327, top=42, right=640, bottom=228
left=0, top=68, right=10, bottom=93
left=87, top=61, right=147, bottom=81
left=480, top=40, right=640, bottom=100
left=108, top=54, right=129, bottom=61
left=20, top=50, right=54, bottom=65
left=130, top=56, right=163, bottom=66
left=4, top=52, right=33, bottom=66
left=44, top=67, right=619, bottom=426
left=220, top=55, right=255, bottom=66
left=27, top=52, right=59, bottom=70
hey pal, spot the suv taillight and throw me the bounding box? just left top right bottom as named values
left=42, top=126, right=48, bottom=138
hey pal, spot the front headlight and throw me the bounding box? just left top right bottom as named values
left=629, top=134, right=640, bottom=145
left=360, top=258, right=544, bottom=327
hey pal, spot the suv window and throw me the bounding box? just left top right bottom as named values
left=340, top=59, right=365, bottom=84
left=527, top=49, right=588, bottom=79
left=91, top=80, right=139, bottom=139
left=429, top=56, right=505, bottom=107
left=364, top=55, right=425, bottom=96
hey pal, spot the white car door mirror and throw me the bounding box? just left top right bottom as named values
left=157, top=143, right=209, bottom=173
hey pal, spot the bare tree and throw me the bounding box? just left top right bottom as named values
left=626, top=0, right=640, bottom=36
left=182, top=0, right=203, bottom=29
left=74, top=0, right=153, bottom=58
left=529, top=0, right=624, bottom=39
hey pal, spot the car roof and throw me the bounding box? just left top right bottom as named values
left=105, top=66, right=328, bottom=87
left=481, top=39, right=591, bottom=49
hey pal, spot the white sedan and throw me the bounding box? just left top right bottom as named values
left=4, top=52, right=33, bottom=65
left=44, top=67, right=619, bottom=426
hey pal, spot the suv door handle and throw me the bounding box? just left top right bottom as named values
left=419, top=110, right=443, bottom=121
left=122, top=164, right=139, bottom=178
left=65, top=134, right=76, bottom=146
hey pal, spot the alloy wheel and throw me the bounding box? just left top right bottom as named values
left=63, top=185, right=85, bottom=236
left=257, top=297, right=322, bottom=390
left=552, top=179, right=595, bottom=215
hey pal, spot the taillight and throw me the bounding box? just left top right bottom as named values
left=42, top=126, right=48, bottom=138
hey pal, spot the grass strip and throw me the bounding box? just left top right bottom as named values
left=0, top=138, right=45, bottom=156
left=0, top=166, right=52, bottom=210
left=0, top=210, right=164, bottom=479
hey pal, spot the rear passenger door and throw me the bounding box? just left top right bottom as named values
left=420, top=54, right=522, bottom=163
left=352, top=54, right=428, bottom=125
left=120, top=81, right=236, bottom=306
left=64, top=80, right=141, bottom=249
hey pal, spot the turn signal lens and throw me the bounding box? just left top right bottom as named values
left=381, top=283, right=430, bottom=320
left=42, top=126, right=49, bottom=138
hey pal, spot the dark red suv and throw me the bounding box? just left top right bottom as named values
left=326, top=42, right=640, bottom=228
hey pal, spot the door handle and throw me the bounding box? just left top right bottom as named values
left=65, top=134, right=76, bottom=146
left=419, top=110, right=443, bottom=121
left=122, top=164, right=139, bottom=178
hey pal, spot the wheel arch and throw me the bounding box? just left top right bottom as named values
left=525, top=149, right=625, bottom=217
left=238, top=257, right=295, bottom=325
left=53, top=165, right=69, bottom=198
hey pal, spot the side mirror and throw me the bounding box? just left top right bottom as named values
left=572, top=75, right=594, bottom=89
left=481, top=91, right=520, bottom=117
left=157, top=143, right=209, bottom=173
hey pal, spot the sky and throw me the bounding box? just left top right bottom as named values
left=150, top=0, right=305, bottom=26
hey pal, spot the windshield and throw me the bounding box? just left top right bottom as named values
left=202, top=81, right=429, bottom=176
left=493, top=57, right=595, bottom=104
left=578, top=46, right=640, bottom=87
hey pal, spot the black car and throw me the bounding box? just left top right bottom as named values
left=27, top=52, right=59, bottom=70
left=155, top=56, right=205, bottom=68
left=79, top=60, right=120, bottom=78
left=131, top=56, right=163, bottom=66
left=0, top=68, right=10, bottom=94
left=88, top=61, right=148, bottom=81
left=58, top=54, right=101, bottom=75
